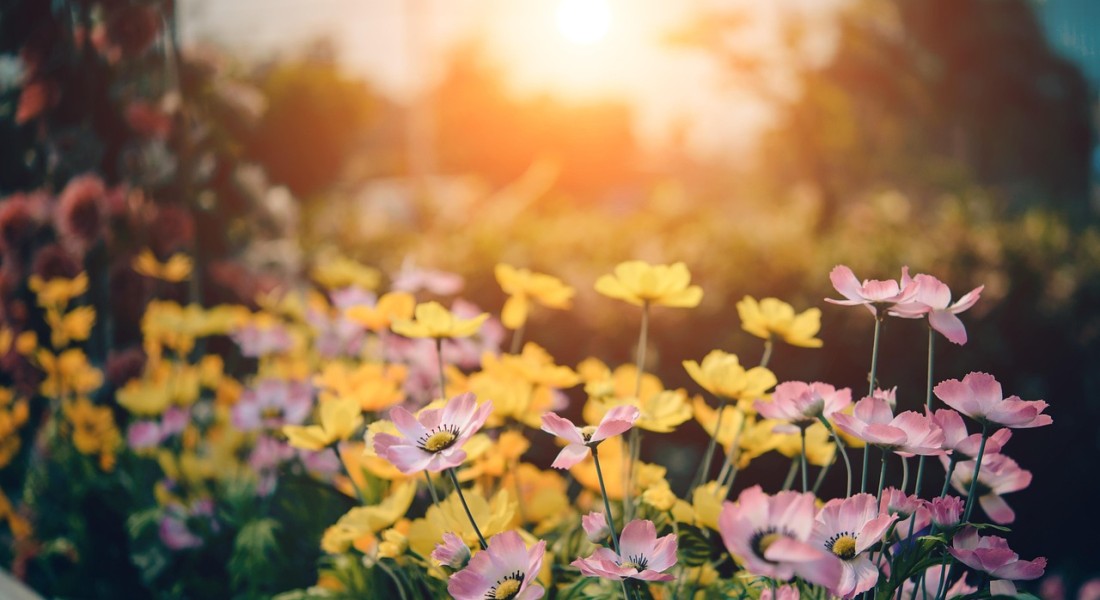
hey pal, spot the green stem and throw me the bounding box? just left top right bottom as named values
left=375, top=559, right=409, bottom=600
left=692, top=395, right=729, bottom=490
left=876, top=448, right=889, bottom=501
left=800, top=427, right=809, bottom=493
left=781, top=457, right=799, bottom=491
left=435, top=337, right=447, bottom=398
left=914, top=328, right=935, bottom=497
left=862, top=316, right=883, bottom=494
left=961, top=423, right=990, bottom=522
left=760, top=337, right=774, bottom=369
left=423, top=470, right=440, bottom=505
left=818, top=416, right=853, bottom=498
left=900, top=455, right=910, bottom=496
left=624, top=301, right=649, bottom=523
left=446, top=468, right=487, bottom=549
left=509, top=321, right=525, bottom=355
left=939, top=455, right=958, bottom=498
left=591, top=446, right=622, bottom=555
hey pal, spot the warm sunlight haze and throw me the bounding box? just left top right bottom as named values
left=556, top=0, right=611, bottom=45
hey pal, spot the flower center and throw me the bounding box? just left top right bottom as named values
left=621, top=554, right=649, bottom=571
left=487, top=571, right=524, bottom=600
left=750, top=527, right=789, bottom=563
left=580, top=425, right=598, bottom=442
left=418, top=424, right=461, bottom=453
left=826, top=533, right=858, bottom=560
left=260, top=406, right=283, bottom=420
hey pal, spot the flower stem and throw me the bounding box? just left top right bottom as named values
left=818, top=416, right=852, bottom=498
left=509, top=322, right=525, bottom=355
left=624, top=301, right=650, bottom=523
left=862, top=315, right=883, bottom=493
left=800, top=427, right=809, bottom=493
left=961, top=423, right=989, bottom=522
left=434, top=337, right=447, bottom=398
left=591, top=445, right=622, bottom=555
left=423, top=470, right=440, bottom=505
left=781, top=457, right=799, bottom=491
left=939, top=455, right=958, bottom=498
left=445, top=468, right=487, bottom=550
left=760, top=337, right=774, bottom=369
left=900, top=455, right=910, bottom=496
left=876, top=448, right=889, bottom=502
left=692, top=395, right=729, bottom=490
left=914, top=327, right=936, bottom=497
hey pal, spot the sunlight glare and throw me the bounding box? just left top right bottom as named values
left=556, top=0, right=612, bottom=45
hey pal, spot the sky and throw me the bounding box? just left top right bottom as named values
left=178, top=0, right=848, bottom=158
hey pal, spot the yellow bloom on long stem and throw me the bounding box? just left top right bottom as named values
left=283, top=394, right=364, bottom=451
left=736, top=296, right=824, bottom=348
left=692, top=396, right=746, bottom=453
left=133, top=249, right=193, bottom=282
left=345, top=292, right=415, bottom=332
left=320, top=481, right=416, bottom=554
left=310, top=256, right=381, bottom=290
left=594, top=260, right=703, bottom=308
left=683, top=350, right=777, bottom=410
left=774, top=421, right=836, bottom=467
left=391, top=301, right=488, bottom=339
left=406, top=488, right=516, bottom=557
left=494, top=264, right=574, bottom=330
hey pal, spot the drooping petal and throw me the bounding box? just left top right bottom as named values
left=929, top=310, right=968, bottom=345
left=540, top=412, right=586, bottom=445
left=590, top=404, right=640, bottom=442
left=550, top=444, right=590, bottom=469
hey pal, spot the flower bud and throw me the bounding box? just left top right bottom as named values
left=581, top=511, right=610, bottom=543
left=929, top=495, right=964, bottom=529
left=431, top=532, right=471, bottom=569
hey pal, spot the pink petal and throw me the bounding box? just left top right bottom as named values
left=550, top=444, right=590, bottom=469
left=950, top=285, right=984, bottom=313
left=646, top=533, right=678, bottom=573
left=862, top=279, right=902, bottom=302
left=992, top=557, right=1047, bottom=581
left=390, top=406, right=427, bottom=440
left=591, top=405, right=639, bottom=442
left=829, top=265, right=865, bottom=302
left=540, top=412, right=585, bottom=445
left=979, top=494, right=1016, bottom=525
left=929, top=310, right=968, bottom=345
left=619, top=520, right=657, bottom=561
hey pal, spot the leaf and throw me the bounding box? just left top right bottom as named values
left=676, top=523, right=714, bottom=567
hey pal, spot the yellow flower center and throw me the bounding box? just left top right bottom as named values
left=829, top=534, right=858, bottom=560
left=580, top=425, right=598, bottom=442
left=751, top=528, right=790, bottom=563
left=758, top=533, right=781, bottom=554
left=492, top=575, right=523, bottom=599
left=423, top=430, right=457, bottom=452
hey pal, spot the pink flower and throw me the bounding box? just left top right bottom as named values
left=761, top=585, right=801, bottom=600
left=448, top=530, right=545, bottom=600
left=931, top=408, right=1012, bottom=458
left=901, top=565, right=977, bottom=600
left=373, top=392, right=492, bottom=474
left=944, top=453, right=1031, bottom=524
left=392, top=258, right=465, bottom=296
left=55, top=174, right=106, bottom=252
left=879, top=488, right=930, bottom=539
left=948, top=527, right=1046, bottom=580
left=432, top=532, right=472, bottom=569
left=890, top=273, right=983, bottom=345
left=161, top=407, right=190, bottom=438
left=127, top=421, right=162, bottom=451
left=540, top=405, right=640, bottom=469
left=929, top=495, right=964, bottom=529
left=581, top=512, right=610, bottom=543
left=826, top=265, right=918, bottom=316
left=231, top=378, right=313, bottom=432
left=231, top=322, right=293, bottom=357
left=755, top=381, right=852, bottom=432
left=810, top=494, right=897, bottom=599
left=572, top=519, right=677, bottom=582
left=718, top=486, right=841, bottom=586
left=1078, top=578, right=1100, bottom=600
left=159, top=512, right=203, bottom=550
left=832, top=396, right=945, bottom=457
left=933, top=372, right=1052, bottom=429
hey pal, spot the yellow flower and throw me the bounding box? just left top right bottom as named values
left=391, top=301, right=488, bottom=339
left=29, top=273, right=88, bottom=307
left=0, top=389, right=29, bottom=469
left=407, top=488, right=516, bottom=556
left=133, top=249, right=193, bottom=282
left=377, top=525, right=409, bottom=559
left=345, top=291, right=416, bottom=332
left=689, top=481, right=726, bottom=531
left=37, top=349, right=103, bottom=398
left=692, top=396, right=746, bottom=453
left=580, top=360, right=663, bottom=404
left=501, top=463, right=569, bottom=533
left=283, top=394, right=364, bottom=451
left=14, top=331, right=36, bottom=355
left=311, top=256, right=381, bottom=290
left=483, top=343, right=580, bottom=389
left=0, top=328, right=11, bottom=356
left=774, top=421, right=836, bottom=467
left=117, top=375, right=172, bottom=417
left=737, top=417, right=789, bottom=468
left=683, top=350, right=777, bottom=409
left=362, top=421, right=413, bottom=480
left=594, top=260, right=703, bottom=308
left=320, top=481, right=416, bottom=554
left=314, top=362, right=406, bottom=412
left=494, top=264, right=575, bottom=329
left=584, top=389, right=693, bottom=433
left=571, top=436, right=666, bottom=501
left=45, top=305, right=95, bottom=348
left=62, top=397, right=120, bottom=469
left=642, top=483, right=678, bottom=512
left=737, top=296, right=823, bottom=348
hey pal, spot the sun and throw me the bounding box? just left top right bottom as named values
left=556, top=0, right=611, bottom=45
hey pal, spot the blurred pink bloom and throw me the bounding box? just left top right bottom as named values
left=949, top=527, right=1046, bottom=580
left=718, top=486, right=841, bottom=586
left=890, top=273, right=983, bottom=345
left=231, top=322, right=293, bottom=357
left=298, top=446, right=341, bottom=475
left=934, top=372, right=1051, bottom=429
left=929, top=495, right=964, bottom=529
left=572, top=519, right=677, bottom=582
left=932, top=408, right=1012, bottom=458
left=756, top=381, right=851, bottom=432
left=1039, top=574, right=1066, bottom=600
left=760, top=585, right=801, bottom=600
left=231, top=378, right=312, bottom=432
left=125, top=100, right=172, bottom=139
left=879, top=488, right=930, bottom=539
left=540, top=405, right=639, bottom=469
left=1078, top=578, right=1100, bottom=600
left=329, top=287, right=376, bottom=311
left=306, top=308, right=365, bottom=359
left=901, top=565, right=977, bottom=600
left=448, top=530, right=545, bottom=600
left=55, top=174, right=106, bottom=252
left=127, top=421, right=161, bottom=451
left=944, top=453, right=1031, bottom=524
left=810, top=493, right=896, bottom=599
left=833, top=396, right=945, bottom=457
left=373, top=392, right=492, bottom=474
left=392, top=258, right=464, bottom=296
left=159, top=512, right=203, bottom=550
left=249, top=435, right=294, bottom=472
left=826, top=265, right=918, bottom=316
left=581, top=511, right=610, bottom=543
left=431, top=532, right=471, bottom=569
left=161, top=407, right=190, bottom=438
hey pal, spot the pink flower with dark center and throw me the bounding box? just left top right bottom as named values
left=373, top=392, right=492, bottom=474
left=810, top=494, right=897, bottom=599
left=933, top=372, right=1051, bottom=429
left=572, top=519, right=677, bottom=582
left=879, top=488, right=930, bottom=539
left=718, top=486, right=841, bottom=586
left=448, top=530, right=545, bottom=600
left=826, top=265, right=918, bottom=316
left=581, top=512, right=610, bottom=543
left=433, top=532, right=472, bottom=569
left=231, top=378, right=312, bottom=432
left=755, top=381, right=852, bottom=432
left=943, top=453, right=1031, bottom=524
left=948, top=527, right=1046, bottom=580
left=929, top=496, right=964, bottom=529
left=540, top=405, right=640, bottom=469
left=889, top=273, right=983, bottom=345
left=931, top=408, right=1012, bottom=458
left=832, top=396, right=945, bottom=457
